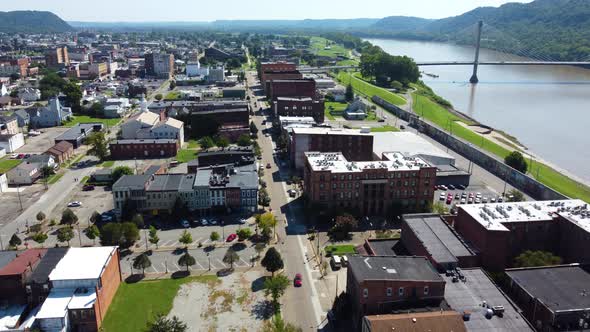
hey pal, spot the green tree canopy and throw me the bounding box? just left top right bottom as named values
left=209, top=231, right=220, bottom=242
left=57, top=226, right=75, bottom=246
left=345, top=83, right=354, bottom=102
left=61, top=208, right=78, bottom=225
left=514, top=250, right=562, bottom=268
left=131, top=214, right=144, bottom=229
left=9, top=233, right=22, bottom=248
left=237, top=134, right=252, bottom=147
left=199, top=136, right=216, bottom=149
left=85, top=225, right=100, bottom=244
left=133, top=253, right=152, bottom=275
left=236, top=228, right=252, bottom=241
left=216, top=136, right=230, bottom=149
left=36, top=211, right=46, bottom=222
left=146, top=314, right=187, bottom=332
left=112, top=166, right=134, bottom=183
left=505, top=151, right=528, bottom=174
left=264, top=274, right=290, bottom=313
left=329, top=213, right=358, bottom=241
left=223, top=248, right=240, bottom=269
left=261, top=247, right=284, bottom=276
left=179, top=230, right=193, bottom=247
left=86, top=132, right=109, bottom=161
left=507, top=189, right=525, bottom=202
left=31, top=232, right=48, bottom=246
left=178, top=252, right=196, bottom=272
left=148, top=226, right=160, bottom=248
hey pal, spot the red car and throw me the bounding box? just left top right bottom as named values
left=294, top=273, right=302, bottom=287
left=226, top=234, right=237, bottom=242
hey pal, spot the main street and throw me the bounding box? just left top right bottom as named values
left=246, top=72, right=327, bottom=331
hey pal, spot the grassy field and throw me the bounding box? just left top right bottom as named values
left=309, top=36, right=349, bottom=58
left=336, top=71, right=406, bottom=106
left=63, top=116, right=121, bottom=128
left=102, top=275, right=217, bottom=332
left=0, top=158, right=21, bottom=173
left=175, top=149, right=198, bottom=163
left=324, top=101, right=348, bottom=120
left=47, top=173, right=64, bottom=185
left=186, top=140, right=200, bottom=149
left=99, top=160, right=115, bottom=168
left=336, top=59, right=360, bottom=66
left=370, top=125, right=398, bottom=132
left=325, top=244, right=357, bottom=256
left=164, top=91, right=181, bottom=100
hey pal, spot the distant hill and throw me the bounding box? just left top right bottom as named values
left=370, top=0, right=590, bottom=61
left=0, top=11, right=73, bottom=33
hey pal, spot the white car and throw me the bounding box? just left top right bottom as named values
left=460, top=198, right=466, bottom=204
left=180, top=220, right=190, bottom=228
left=67, top=201, right=82, bottom=207
left=9, top=153, right=18, bottom=159
left=201, top=219, right=209, bottom=226
left=239, top=218, right=247, bottom=224
left=210, top=219, right=218, bottom=225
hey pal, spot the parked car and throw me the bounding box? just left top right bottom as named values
left=180, top=220, right=190, bottom=228
left=239, top=218, right=247, bottom=224
left=17, top=154, right=25, bottom=159
left=439, top=193, right=446, bottom=200
left=226, top=233, right=237, bottom=242
left=439, top=185, right=448, bottom=191
left=210, top=219, right=218, bottom=225
left=455, top=193, right=460, bottom=199
left=101, top=213, right=114, bottom=222
left=9, top=153, right=18, bottom=159
left=294, top=273, right=302, bottom=287
left=67, top=201, right=82, bottom=207
left=458, top=184, right=467, bottom=190
left=82, top=185, right=95, bottom=191
left=448, top=184, right=456, bottom=190
left=288, top=189, right=297, bottom=197
left=446, top=197, right=453, bottom=205
left=201, top=219, right=209, bottom=226
left=266, top=163, right=271, bottom=169
left=497, top=197, right=504, bottom=202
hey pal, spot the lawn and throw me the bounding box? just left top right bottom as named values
left=164, top=91, right=181, bottom=100
left=186, top=140, right=200, bottom=149
left=324, top=101, right=348, bottom=120
left=325, top=244, right=357, bottom=256
left=66, top=154, right=86, bottom=169
left=370, top=125, right=398, bottom=132
left=175, top=149, right=198, bottom=163
left=63, top=116, right=121, bottom=128
left=99, top=160, right=115, bottom=168
left=47, top=173, right=64, bottom=185
left=336, top=59, right=360, bottom=67
left=309, top=36, right=349, bottom=58
left=335, top=71, right=406, bottom=106
left=102, top=275, right=217, bottom=332
left=0, top=158, right=22, bottom=173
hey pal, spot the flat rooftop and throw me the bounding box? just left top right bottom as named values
left=291, top=127, right=370, bottom=136
left=348, top=256, right=442, bottom=283
left=36, top=288, right=74, bottom=319
left=366, top=239, right=400, bottom=256
left=49, top=247, right=116, bottom=281
left=305, top=151, right=430, bottom=173
left=459, top=199, right=589, bottom=232
left=443, top=268, right=533, bottom=331
left=404, top=214, right=476, bottom=265
left=505, top=265, right=590, bottom=313
left=363, top=311, right=466, bottom=332
left=373, top=132, right=455, bottom=166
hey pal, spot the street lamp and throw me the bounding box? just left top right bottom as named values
left=207, top=253, right=211, bottom=271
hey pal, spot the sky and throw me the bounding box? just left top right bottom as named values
left=1, top=0, right=533, bottom=22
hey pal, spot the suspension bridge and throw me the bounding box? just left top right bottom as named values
left=299, top=20, right=590, bottom=83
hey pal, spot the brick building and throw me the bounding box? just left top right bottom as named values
left=45, top=47, right=69, bottom=67
left=268, top=79, right=316, bottom=100
left=346, top=256, right=445, bottom=328
left=187, top=146, right=254, bottom=172
left=362, top=311, right=466, bottom=332
left=262, top=71, right=302, bottom=93
left=109, top=139, right=179, bottom=159
left=25, top=248, right=69, bottom=308
left=453, top=200, right=590, bottom=271
left=273, top=97, right=325, bottom=123
left=290, top=127, right=374, bottom=170
left=45, top=141, right=74, bottom=164
left=145, top=52, right=174, bottom=78
left=303, top=152, right=436, bottom=216
left=0, top=249, right=47, bottom=305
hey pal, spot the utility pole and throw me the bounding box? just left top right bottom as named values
left=17, top=184, right=23, bottom=212
left=470, top=20, right=483, bottom=84
left=77, top=223, right=82, bottom=247
left=145, top=229, right=149, bottom=251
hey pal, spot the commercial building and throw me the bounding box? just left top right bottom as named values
left=109, top=139, right=179, bottom=159
left=362, top=311, right=466, bottom=332
left=290, top=127, right=374, bottom=170
left=54, top=123, right=104, bottom=149
left=45, top=141, right=74, bottom=164
left=207, top=66, right=225, bottom=83
left=259, top=61, right=301, bottom=93
left=303, top=152, right=436, bottom=215
left=0, top=249, right=47, bottom=305
left=268, top=79, right=316, bottom=100
left=453, top=200, right=590, bottom=271
left=145, top=52, right=174, bottom=78
left=346, top=255, right=445, bottom=328
left=401, top=213, right=478, bottom=271
left=25, top=248, right=69, bottom=308
left=187, top=146, right=254, bottom=171
left=186, top=61, right=209, bottom=77
left=273, top=97, right=324, bottom=123
left=45, top=47, right=69, bottom=68
left=505, top=265, right=590, bottom=332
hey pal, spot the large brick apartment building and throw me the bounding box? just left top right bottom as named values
left=273, top=97, right=325, bottom=123
left=453, top=200, right=590, bottom=271
left=268, top=79, right=316, bottom=100
left=303, top=151, right=436, bottom=216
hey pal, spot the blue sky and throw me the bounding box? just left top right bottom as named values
left=2, top=0, right=532, bottom=22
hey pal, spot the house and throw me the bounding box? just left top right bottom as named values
left=0, top=115, right=19, bottom=135
left=149, top=117, right=184, bottom=146
left=29, top=98, right=73, bottom=128
left=7, top=161, right=40, bottom=185
left=54, top=123, right=104, bottom=149
left=0, top=133, right=25, bottom=153
left=103, top=105, right=123, bottom=118
left=0, top=83, right=7, bottom=97
left=18, top=88, right=41, bottom=102
left=24, top=154, right=56, bottom=170
left=90, top=169, right=113, bottom=183
left=14, top=109, right=30, bottom=127
left=45, top=141, right=74, bottom=164
left=120, top=111, right=160, bottom=139
left=344, top=98, right=368, bottom=120
left=0, top=173, right=7, bottom=192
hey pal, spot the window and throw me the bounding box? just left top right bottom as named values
left=386, top=287, right=392, bottom=297
left=424, top=286, right=429, bottom=295
left=398, top=287, right=404, bottom=296
left=363, top=288, right=368, bottom=298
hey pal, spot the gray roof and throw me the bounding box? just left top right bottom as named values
left=112, top=174, right=149, bottom=190
left=403, top=214, right=476, bottom=265
left=93, top=168, right=113, bottom=176
left=147, top=174, right=183, bottom=192
left=111, top=139, right=177, bottom=145
left=55, top=123, right=103, bottom=141
left=194, top=169, right=212, bottom=187
left=143, top=165, right=162, bottom=176
left=195, top=108, right=248, bottom=115
left=348, top=256, right=442, bottom=283
left=25, top=154, right=53, bottom=165
left=227, top=171, right=258, bottom=189
left=367, top=239, right=400, bottom=256
left=179, top=174, right=196, bottom=191
left=27, top=248, right=69, bottom=284
left=443, top=268, right=533, bottom=331
left=505, top=266, right=590, bottom=313
left=0, top=251, right=19, bottom=270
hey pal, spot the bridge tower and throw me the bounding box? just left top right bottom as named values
left=469, top=20, right=483, bottom=84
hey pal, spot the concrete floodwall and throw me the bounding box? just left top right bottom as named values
left=372, top=96, right=567, bottom=201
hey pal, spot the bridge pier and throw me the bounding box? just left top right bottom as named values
left=470, top=20, right=483, bottom=84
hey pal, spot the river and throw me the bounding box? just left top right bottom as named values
left=366, top=38, right=590, bottom=184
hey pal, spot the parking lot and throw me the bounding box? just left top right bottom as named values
left=435, top=184, right=504, bottom=209
left=17, top=127, right=69, bottom=154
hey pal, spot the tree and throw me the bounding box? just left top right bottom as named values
left=148, top=225, right=160, bottom=248
left=237, top=134, right=252, bottom=147
left=178, top=230, right=193, bottom=248
left=31, top=232, right=48, bottom=247
left=89, top=211, right=101, bottom=224
left=154, top=93, right=163, bottom=101
left=257, top=212, right=277, bottom=240
left=86, top=132, right=109, bottom=161
left=85, top=225, right=100, bottom=245
left=261, top=247, right=284, bottom=276
left=329, top=214, right=358, bottom=241
left=131, top=213, right=144, bottom=229
left=255, top=243, right=266, bottom=259
left=390, top=80, right=404, bottom=91
left=57, top=226, right=75, bottom=246
left=100, top=222, right=138, bottom=247
left=199, top=136, right=216, bottom=149
left=146, top=314, right=187, bottom=332
left=178, top=252, right=196, bottom=272
left=40, top=166, right=55, bottom=186
left=505, top=151, right=528, bottom=174
left=111, top=166, right=134, bottom=183
left=262, top=315, right=302, bottom=332
left=432, top=202, right=449, bottom=215
left=90, top=102, right=104, bottom=118
left=223, top=248, right=240, bottom=269
left=259, top=188, right=271, bottom=207
left=121, top=222, right=140, bottom=246
left=61, top=208, right=78, bottom=225
left=61, top=80, right=83, bottom=113
left=209, top=231, right=220, bottom=242
left=514, top=250, right=562, bottom=268
left=36, top=211, right=46, bottom=222
left=9, top=233, right=22, bottom=248
left=133, top=253, right=152, bottom=275
left=216, top=136, right=230, bottom=149
left=507, top=189, right=525, bottom=202
left=250, top=121, right=259, bottom=135
left=236, top=228, right=253, bottom=241
left=169, top=80, right=177, bottom=90
left=345, top=83, right=354, bottom=102
left=264, top=274, right=290, bottom=313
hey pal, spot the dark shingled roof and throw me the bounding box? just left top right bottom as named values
left=506, top=265, right=590, bottom=313
left=26, top=248, right=69, bottom=284
left=348, top=256, right=442, bottom=283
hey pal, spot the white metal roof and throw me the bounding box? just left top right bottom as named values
left=68, top=291, right=97, bottom=310
left=49, top=247, right=116, bottom=281
left=372, top=132, right=454, bottom=165
left=305, top=151, right=430, bottom=173
left=36, top=289, right=75, bottom=319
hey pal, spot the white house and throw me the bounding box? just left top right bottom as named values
left=0, top=83, right=7, bottom=97
left=120, top=111, right=159, bottom=139
left=0, top=173, right=8, bottom=192
left=0, top=133, right=25, bottom=153
left=149, top=117, right=184, bottom=145
left=7, top=162, right=39, bottom=185
left=18, top=88, right=41, bottom=102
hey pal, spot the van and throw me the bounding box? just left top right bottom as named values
left=331, top=255, right=342, bottom=270
left=341, top=255, right=349, bottom=267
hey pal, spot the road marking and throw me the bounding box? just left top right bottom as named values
left=173, top=262, right=181, bottom=271
left=151, top=265, right=160, bottom=273
left=217, top=259, right=226, bottom=267
left=195, top=261, right=204, bottom=270
left=160, top=262, right=168, bottom=273
left=240, top=257, right=250, bottom=267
